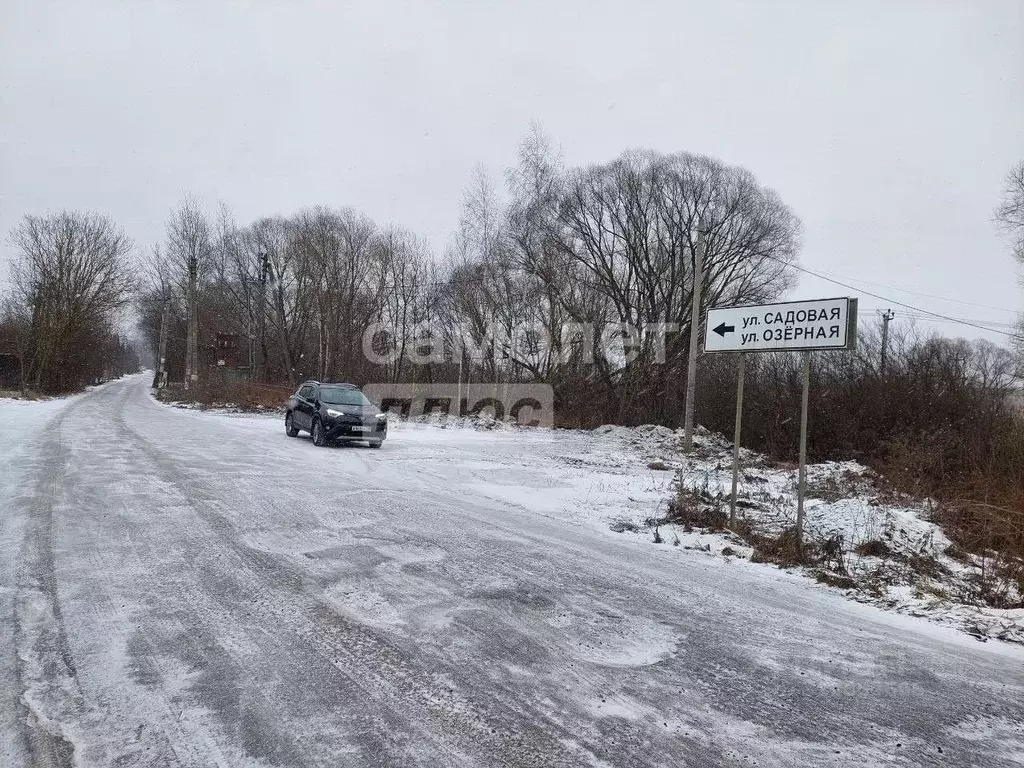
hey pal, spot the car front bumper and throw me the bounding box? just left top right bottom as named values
left=324, top=418, right=387, bottom=441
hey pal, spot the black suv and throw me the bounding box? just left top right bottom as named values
left=284, top=381, right=387, bottom=448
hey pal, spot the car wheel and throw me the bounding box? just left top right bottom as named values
left=311, top=417, right=327, bottom=447
left=369, top=440, right=382, bottom=449
left=285, top=411, right=299, bottom=437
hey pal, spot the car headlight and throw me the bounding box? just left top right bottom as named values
left=326, top=408, right=345, bottom=417
left=375, top=412, right=386, bottom=419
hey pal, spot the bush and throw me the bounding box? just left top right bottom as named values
left=749, top=528, right=804, bottom=566
left=158, top=380, right=292, bottom=411
left=815, top=570, right=856, bottom=590
left=690, top=327, right=1024, bottom=569
left=855, top=540, right=892, bottom=558
left=666, top=475, right=727, bottom=531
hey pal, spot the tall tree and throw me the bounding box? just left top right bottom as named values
left=8, top=211, right=138, bottom=391
left=994, top=160, right=1024, bottom=361
left=995, top=160, right=1024, bottom=264
left=165, top=196, right=213, bottom=389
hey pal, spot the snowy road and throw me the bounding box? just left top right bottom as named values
left=1, top=375, right=1022, bottom=767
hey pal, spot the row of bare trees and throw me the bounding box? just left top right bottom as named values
left=139, top=199, right=440, bottom=390
left=0, top=212, right=140, bottom=392
left=138, top=128, right=804, bottom=429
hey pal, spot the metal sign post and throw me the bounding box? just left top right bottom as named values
left=795, top=350, right=811, bottom=549
left=729, top=353, right=746, bottom=526
left=704, top=297, right=858, bottom=549
left=682, top=227, right=705, bottom=453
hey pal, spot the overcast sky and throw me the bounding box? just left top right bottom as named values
left=2, top=0, right=1022, bottom=345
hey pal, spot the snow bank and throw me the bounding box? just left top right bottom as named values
left=588, top=423, right=1024, bottom=645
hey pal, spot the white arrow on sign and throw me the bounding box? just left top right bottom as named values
left=703, top=297, right=858, bottom=353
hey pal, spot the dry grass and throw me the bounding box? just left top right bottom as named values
left=156, top=380, right=292, bottom=411
left=0, top=388, right=48, bottom=401
left=748, top=527, right=804, bottom=566
left=854, top=540, right=892, bottom=558
left=664, top=476, right=727, bottom=532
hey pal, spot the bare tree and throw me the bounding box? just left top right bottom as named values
left=374, top=226, right=435, bottom=382
left=8, top=211, right=138, bottom=391
left=994, top=160, right=1024, bottom=362
left=504, top=123, right=577, bottom=380
left=254, top=217, right=308, bottom=386
left=446, top=165, right=554, bottom=388
left=165, top=196, right=213, bottom=389
left=541, top=150, right=800, bottom=422
left=206, top=205, right=269, bottom=380
left=995, top=160, right=1024, bottom=265
left=439, top=136, right=802, bottom=424
left=289, top=207, right=382, bottom=380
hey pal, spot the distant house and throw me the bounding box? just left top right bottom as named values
left=199, top=332, right=250, bottom=383
left=214, top=332, right=242, bottom=369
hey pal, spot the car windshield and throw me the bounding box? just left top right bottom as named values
left=319, top=387, right=373, bottom=407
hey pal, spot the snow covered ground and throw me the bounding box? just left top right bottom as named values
left=189, top=403, right=1024, bottom=645
left=2, top=374, right=1024, bottom=767
left=550, top=424, right=1024, bottom=646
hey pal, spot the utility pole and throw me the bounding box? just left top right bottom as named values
left=157, top=295, right=170, bottom=389
left=879, top=308, right=894, bottom=374
left=256, top=251, right=269, bottom=383
left=184, top=252, right=199, bottom=391
left=456, top=342, right=464, bottom=415
left=682, top=225, right=705, bottom=453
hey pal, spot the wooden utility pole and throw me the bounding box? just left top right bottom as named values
left=457, top=344, right=464, bottom=414
left=879, top=308, right=894, bottom=374
left=157, top=296, right=170, bottom=389
left=184, top=253, right=199, bottom=390
left=682, top=226, right=705, bottom=453
left=256, top=251, right=269, bottom=383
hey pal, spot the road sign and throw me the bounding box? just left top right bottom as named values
left=703, top=297, right=858, bottom=353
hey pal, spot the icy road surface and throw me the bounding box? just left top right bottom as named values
left=1, top=375, right=1022, bottom=767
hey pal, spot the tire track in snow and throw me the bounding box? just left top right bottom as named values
left=112, top=380, right=594, bottom=766
left=13, top=404, right=82, bottom=767
left=11, top=382, right=313, bottom=767
left=59, top=392, right=287, bottom=766
left=11, top=385, right=211, bottom=767
left=70, top=384, right=359, bottom=765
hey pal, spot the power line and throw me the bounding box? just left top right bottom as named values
left=893, top=312, right=1018, bottom=327
left=797, top=269, right=1018, bottom=314
left=773, top=257, right=1023, bottom=341
left=894, top=315, right=1020, bottom=331
left=857, top=309, right=1019, bottom=329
